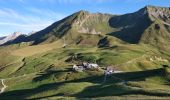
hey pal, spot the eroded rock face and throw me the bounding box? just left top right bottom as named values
left=147, top=6, right=170, bottom=22
left=72, top=11, right=112, bottom=34
left=78, top=27, right=101, bottom=34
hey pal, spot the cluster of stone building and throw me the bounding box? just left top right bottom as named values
left=72, top=62, right=99, bottom=72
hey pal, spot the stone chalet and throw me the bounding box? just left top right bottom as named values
left=72, top=62, right=99, bottom=72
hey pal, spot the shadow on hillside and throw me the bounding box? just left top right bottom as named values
left=0, top=68, right=166, bottom=99
left=75, top=84, right=170, bottom=99
left=108, top=13, right=152, bottom=44
left=33, top=69, right=69, bottom=82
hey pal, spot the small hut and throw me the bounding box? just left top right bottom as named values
left=104, top=67, right=114, bottom=75
left=72, top=65, right=84, bottom=72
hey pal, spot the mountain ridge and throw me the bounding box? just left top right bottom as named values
left=1, top=5, right=170, bottom=50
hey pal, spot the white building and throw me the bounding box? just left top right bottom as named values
left=72, top=65, right=84, bottom=72
left=72, top=62, right=99, bottom=72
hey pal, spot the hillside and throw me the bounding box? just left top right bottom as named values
left=140, top=6, right=170, bottom=49
left=3, top=11, right=115, bottom=46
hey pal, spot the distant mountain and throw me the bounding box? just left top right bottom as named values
left=0, top=36, right=6, bottom=40
left=2, top=6, right=170, bottom=49
left=0, top=32, right=23, bottom=45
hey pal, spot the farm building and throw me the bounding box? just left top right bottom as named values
left=72, top=62, right=99, bottom=72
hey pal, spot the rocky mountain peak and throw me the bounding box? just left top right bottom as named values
left=78, top=10, right=89, bottom=15
left=12, top=32, right=22, bottom=38
left=0, top=32, right=23, bottom=45
left=143, top=6, right=170, bottom=21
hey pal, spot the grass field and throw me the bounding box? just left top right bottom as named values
left=0, top=42, right=170, bottom=99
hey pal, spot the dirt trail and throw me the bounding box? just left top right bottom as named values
left=0, top=72, right=38, bottom=94
left=0, top=79, right=7, bottom=93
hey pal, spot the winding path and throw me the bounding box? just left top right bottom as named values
left=0, top=79, right=7, bottom=93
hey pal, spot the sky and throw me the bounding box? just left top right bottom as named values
left=0, top=0, right=170, bottom=36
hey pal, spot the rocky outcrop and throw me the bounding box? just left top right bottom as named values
left=72, top=11, right=112, bottom=34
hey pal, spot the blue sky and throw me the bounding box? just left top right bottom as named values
left=0, top=0, right=170, bottom=36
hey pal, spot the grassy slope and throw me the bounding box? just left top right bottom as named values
left=11, top=40, right=63, bottom=57
left=1, top=67, right=170, bottom=99
left=140, top=21, right=170, bottom=50
left=0, top=42, right=169, bottom=99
